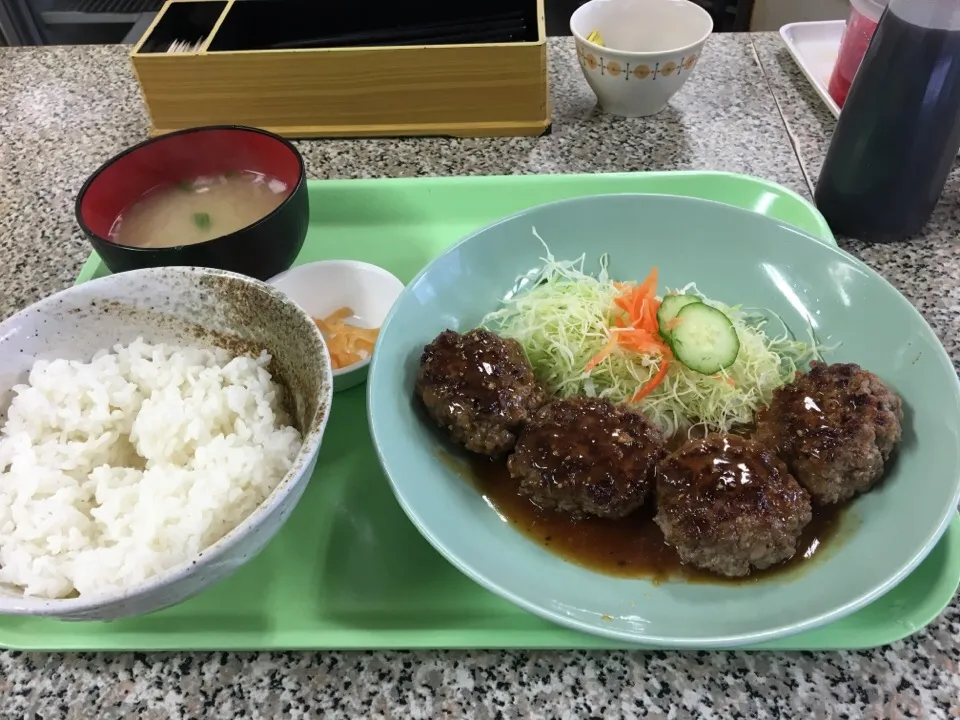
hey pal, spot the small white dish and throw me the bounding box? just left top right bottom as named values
left=570, top=0, right=713, bottom=118
left=268, top=260, right=404, bottom=392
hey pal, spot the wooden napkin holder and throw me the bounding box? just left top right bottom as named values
left=130, top=0, right=550, bottom=139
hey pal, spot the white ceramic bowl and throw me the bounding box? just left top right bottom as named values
left=268, top=260, right=404, bottom=392
left=571, top=0, right=713, bottom=117
left=0, top=267, right=333, bottom=621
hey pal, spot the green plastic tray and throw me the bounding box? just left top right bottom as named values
left=3, top=171, right=958, bottom=651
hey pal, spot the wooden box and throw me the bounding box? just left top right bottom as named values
left=130, top=0, right=550, bottom=139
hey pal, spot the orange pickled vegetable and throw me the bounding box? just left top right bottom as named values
left=312, top=306, right=380, bottom=370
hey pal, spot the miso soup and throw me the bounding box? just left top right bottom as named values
left=109, top=171, right=289, bottom=248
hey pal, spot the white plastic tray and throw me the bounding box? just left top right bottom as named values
left=779, top=20, right=845, bottom=118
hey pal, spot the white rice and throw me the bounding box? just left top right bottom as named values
left=0, top=338, right=302, bottom=599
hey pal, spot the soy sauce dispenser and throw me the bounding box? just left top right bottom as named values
left=815, top=0, right=960, bottom=242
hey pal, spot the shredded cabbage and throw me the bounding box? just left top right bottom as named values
left=481, top=232, right=824, bottom=436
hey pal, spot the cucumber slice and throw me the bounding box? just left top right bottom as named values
left=657, top=294, right=702, bottom=340
left=670, top=303, right=740, bottom=374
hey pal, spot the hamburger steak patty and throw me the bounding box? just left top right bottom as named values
left=508, top=397, right=665, bottom=518
left=416, top=328, right=547, bottom=456
left=755, top=362, right=903, bottom=504
left=655, top=434, right=813, bottom=578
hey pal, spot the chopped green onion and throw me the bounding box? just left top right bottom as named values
left=192, top=212, right=211, bottom=230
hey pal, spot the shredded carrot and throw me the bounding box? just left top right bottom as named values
left=583, top=337, right=618, bottom=372
left=632, top=348, right=672, bottom=402
left=312, top=306, right=381, bottom=370
left=612, top=327, right=661, bottom=354
left=584, top=267, right=673, bottom=401
left=635, top=267, right=659, bottom=301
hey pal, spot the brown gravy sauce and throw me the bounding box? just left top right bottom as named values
left=464, top=441, right=847, bottom=585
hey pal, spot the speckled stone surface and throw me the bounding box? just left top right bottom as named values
left=0, top=33, right=958, bottom=719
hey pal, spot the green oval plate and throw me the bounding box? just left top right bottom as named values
left=368, top=194, right=960, bottom=648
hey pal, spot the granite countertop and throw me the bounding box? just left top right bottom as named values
left=0, top=33, right=958, bottom=719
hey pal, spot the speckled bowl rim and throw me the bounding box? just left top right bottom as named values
left=0, top=266, right=333, bottom=616
left=73, top=125, right=307, bottom=252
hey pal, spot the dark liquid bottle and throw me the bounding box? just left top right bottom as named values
left=815, top=0, right=960, bottom=242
